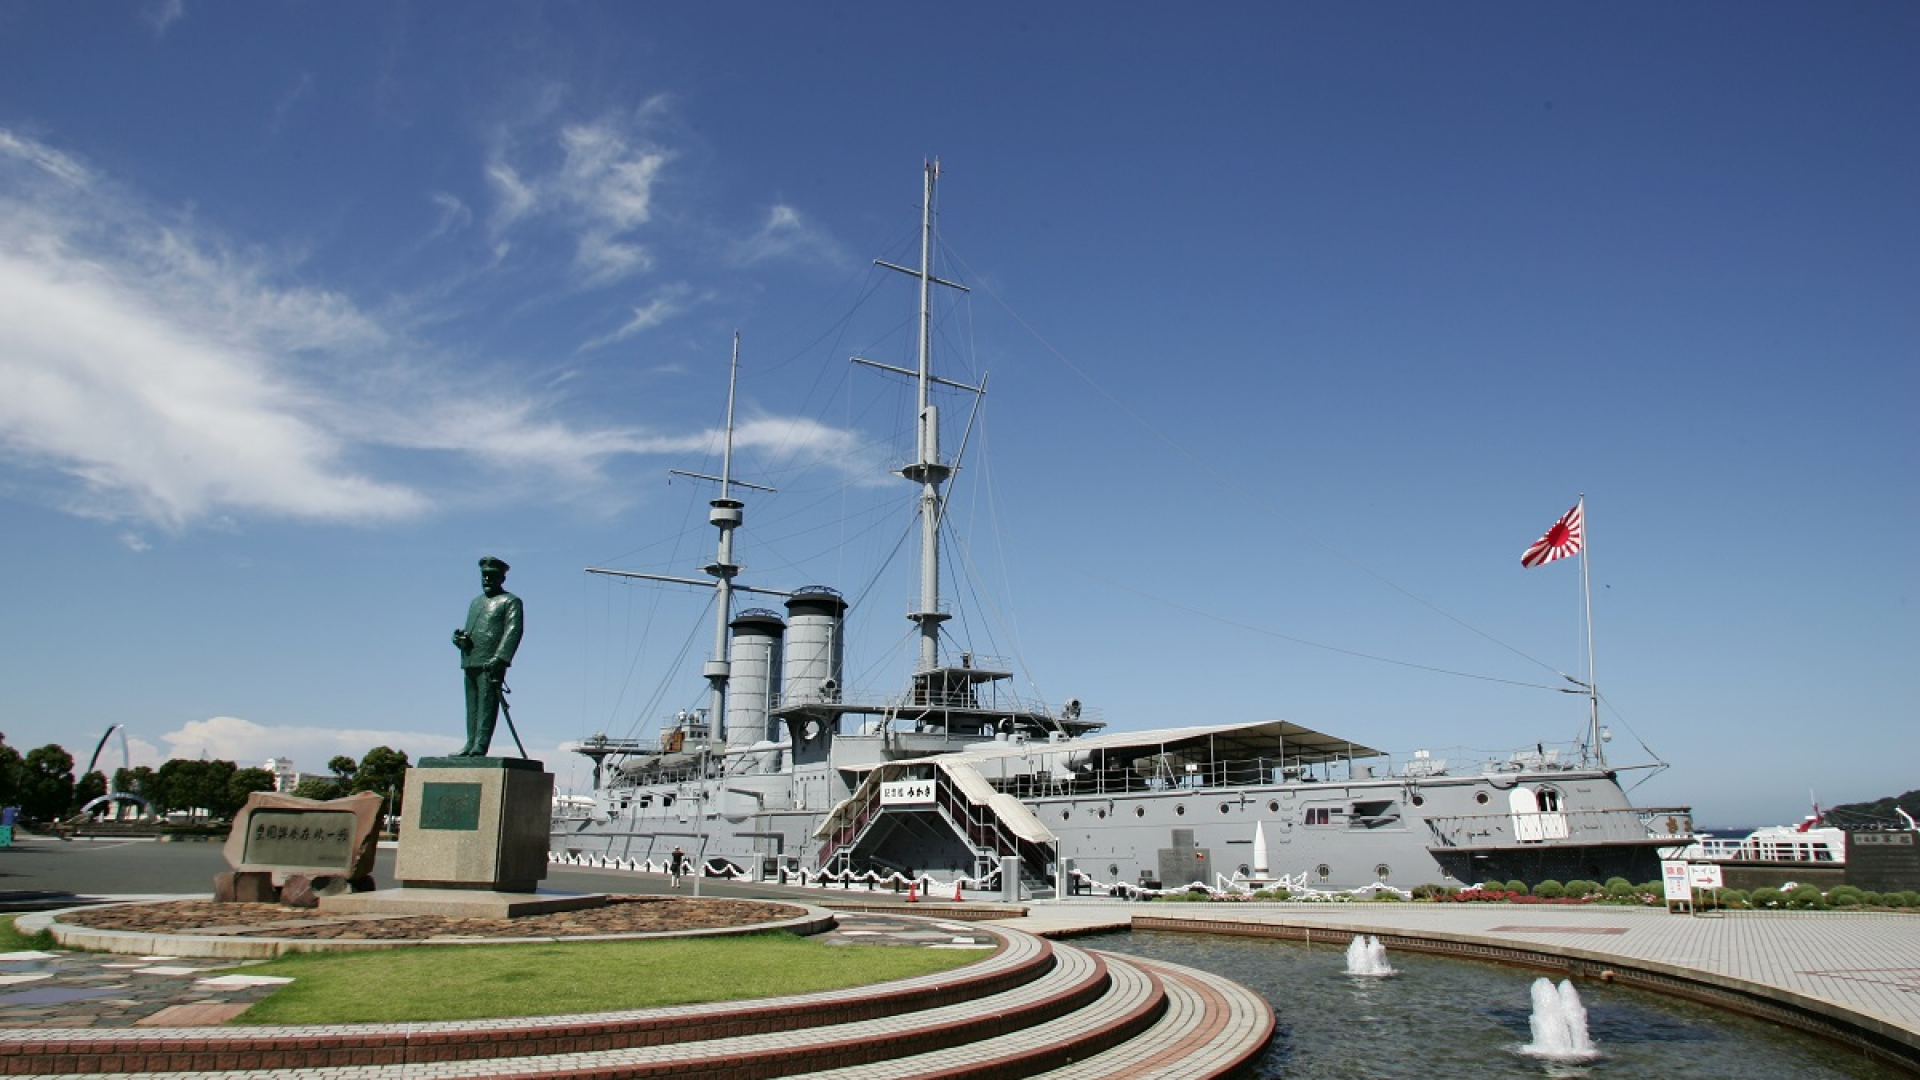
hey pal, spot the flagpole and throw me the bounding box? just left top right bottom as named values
left=1578, top=494, right=1604, bottom=769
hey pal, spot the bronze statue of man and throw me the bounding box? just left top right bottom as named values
left=452, top=556, right=524, bottom=756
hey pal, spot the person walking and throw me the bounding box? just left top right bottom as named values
left=669, top=845, right=686, bottom=889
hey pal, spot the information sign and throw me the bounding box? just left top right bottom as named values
left=1661, top=860, right=1692, bottom=903
left=880, top=779, right=936, bottom=806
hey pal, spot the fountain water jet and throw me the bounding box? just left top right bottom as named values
left=1343, top=934, right=1394, bottom=976
left=1521, top=977, right=1599, bottom=1060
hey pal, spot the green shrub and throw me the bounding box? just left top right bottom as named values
left=1604, top=878, right=1638, bottom=899
left=1749, top=887, right=1784, bottom=909
left=1785, top=884, right=1826, bottom=910
left=1899, top=891, right=1920, bottom=909
left=1531, top=880, right=1566, bottom=899
left=1369, top=890, right=1403, bottom=902
left=1252, top=887, right=1291, bottom=901
left=1717, top=888, right=1750, bottom=909
left=1505, top=879, right=1530, bottom=895
left=1858, top=891, right=1884, bottom=907
left=1410, top=883, right=1446, bottom=900
left=1563, top=879, right=1600, bottom=898
left=1825, top=886, right=1865, bottom=908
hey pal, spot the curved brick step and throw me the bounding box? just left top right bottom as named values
left=776, top=951, right=1274, bottom=1080
left=1025, top=954, right=1275, bottom=1080
left=778, top=949, right=1167, bottom=1080
left=1, top=934, right=1109, bottom=1080
left=0, top=925, right=1055, bottom=1077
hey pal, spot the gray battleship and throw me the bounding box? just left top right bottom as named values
left=551, top=163, right=1693, bottom=895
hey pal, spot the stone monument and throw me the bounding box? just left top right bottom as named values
left=321, top=557, right=604, bottom=919
left=218, top=790, right=381, bottom=906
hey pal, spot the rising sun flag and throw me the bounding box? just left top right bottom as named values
left=1521, top=502, right=1584, bottom=568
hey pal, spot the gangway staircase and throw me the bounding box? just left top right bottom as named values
left=816, top=760, right=1057, bottom=885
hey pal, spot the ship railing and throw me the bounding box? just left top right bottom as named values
left=1423, top=806, right=1695, bottom=850
left=986, top=754, right=1381, bottom=797
left=933, top=772, right=1053, bottom=872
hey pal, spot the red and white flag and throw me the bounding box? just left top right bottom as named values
left=1521, top=502, right=1583, bottom=568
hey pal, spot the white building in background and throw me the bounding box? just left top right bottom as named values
left=265, top=757, right=298, bottom=793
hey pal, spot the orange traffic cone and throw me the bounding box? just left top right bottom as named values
left=953, top=880, right=964, bottom=902
left=906, top=881, right=918, bottom=903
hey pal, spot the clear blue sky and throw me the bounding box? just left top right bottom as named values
left=2, top=3, right=1913, bottom=826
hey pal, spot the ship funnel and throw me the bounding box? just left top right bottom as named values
left=728, top=609, right=785, bottom=750
left=783, top=587, right=848, bottom=707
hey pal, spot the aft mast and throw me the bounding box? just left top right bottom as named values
left=857, top=160, right=980, bottom=684
left=851, top=162, right=1101, bottom=737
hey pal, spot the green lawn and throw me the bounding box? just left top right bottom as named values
left=230, top=932, right=981, bottom=1024
left=0, top=914, right=55, bottom=952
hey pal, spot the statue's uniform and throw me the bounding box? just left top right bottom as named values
left=459, top=590, right=523, bottom=755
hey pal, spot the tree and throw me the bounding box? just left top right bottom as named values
left=0, top=732, right=23, bottom=809
left=328, top=755, right=359, bottom=785
left=352, top=746, right=411, bottom=819
left=72, top=770, right=108, bottom=813
left=152, top=759, right=239, bottom=820
left=223, top=767, right=278, bottom=818
left=114, top=765, right=156, bottom=801
left=18, top=744, right=76, bottom=823
left=291, top=776, right=344, bottom=800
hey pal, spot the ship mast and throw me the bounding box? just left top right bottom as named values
left=586, top=332, right=786, bottom=747
left=859, top=160, right=979, bottom=677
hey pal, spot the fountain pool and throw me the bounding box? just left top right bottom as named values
left=1078, top=930, right=1908, bottom=1079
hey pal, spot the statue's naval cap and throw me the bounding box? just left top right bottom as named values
left=479, top=555, right=510, bottom=572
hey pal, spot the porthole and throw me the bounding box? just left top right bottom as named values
left=1135, top=806, right=1147, bottom=818
left=1219, top=802, right=1231, bottom=814
left=1268, top=800, right=1280, bottom=812
left=1316, top=863, right=1331, bottom=881
left=1175, top=804, right=1187, bottom=816
left=1095, top=808, right=1107, bottom=819
left=1061, top=810, right=1071, bottom=821
left=1237, top=864, right=1251, bottom=876
left=1108, top=865, right=1120, bottom=877
left=1475, top=791, right=1489, bottom=805
left=1375, top=863, right=1391, bottom=880
left=1411, top=794, right=1425, bottom=807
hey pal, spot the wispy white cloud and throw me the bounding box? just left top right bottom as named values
left=578, top=282, right=693, bottom=352
left=0, top=130, right=660, bottom=530
left=425, top=191, right=473, bottom=240
left=143, top=0, right=187, bottom=38
left=483, top=101, right=677, bottom=285
left=730, top=203, right=847, bottom=267
left=269, top=71, right=315, bottom=135
left=0, top=126, right=872, bottom=533
left=0, top=130, right=91, bottom=187
left=0, top=137, right=427, bottom=528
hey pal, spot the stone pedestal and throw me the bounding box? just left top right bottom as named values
left=392, top=756, right=551, bottom=891
left=322, top=757, right=604, bottom=919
